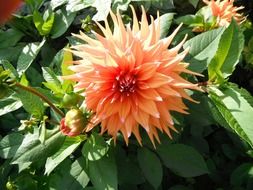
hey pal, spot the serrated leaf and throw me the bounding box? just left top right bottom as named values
left=11, top=129, right=65, bottom=167
left=137, top=148, right=163, bottom=189
left=208, top=20, right=244, bottom=82
left=45, top=136, right=81, bottom=175
left=16, top=40, right=45, bottom=76
left=157, top=143, right=209, bottom=177
left=183, top=27, right=225, bottom=73
left=16, top=87, right=45, bottom=118
left=88, top=150, right=118, bottom=190
left=82, top=133, right=109, bottom=161
left=209, top=84, right=253, bottom=147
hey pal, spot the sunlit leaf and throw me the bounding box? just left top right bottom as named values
left=209, top=84, right=253, bottom=147
left=16, top=40, right=45, bottom=76
left=208, top=20, right=244, bottom=83
left=45, top=136, right=81, bottom=175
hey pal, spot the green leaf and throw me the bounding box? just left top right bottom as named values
left=0, top=60, right=19, bottom=79
left=33, top=10, right=55, bottom=36
left=39, top=120, right=47, bottom=144
left=61, top=48, right=75, bottom=90
left=208, top=20, right=244, bottom=82
left=11, top=129, right=65, bottom=167
left=0, top=44, right=25, bottom=63
left=88, top=150, right=118, bottom=190
left=66, top=0, right=95, bottom=12
left=70, top=157, right=90, bottom=188
left=50, top=8, right=76, bottom=39
left=16, top=87, right=45, bottom=118
left=0, top=160, right=13, bottom=190
left=169, top=185, right=191, bottom=190
left=25, top=0, right=44, bottom=11
left=61, top=49, right=74, bottom=76
left=112, top=0, right=131, bottom=12
left=116, top=147, right=145, bottom=185
left=183, top=27, right=225, bottom=73
left=209, top=84, right=253, bottom=147
left=157, top=143, right=209, bottom=177
left=92, top=0, right=112, bottom=21
left=42, top=67, right=61, bottom=85
left=16, top=40, right=45, bottom=76
left=45, top=136, right=81, bottom=175
left=0, top=97, right=22, bottom=116
left=50, top=0, right=68, bottom=10
left=137, top=148, right=163, bottom=189
left=0, top=29, right=24, bottom=48
left=186, top=94, right=216, bottom=129
left=82, top=133, right=109, bottom=161
left=176, top=14, right=203, bottom=26
left=150, top=0, right=174, bottom=13
left=0, top=133, right=24, bottom=159
left=188, top=0, right=199, bottom=8
left=49, top=157, right=89, bottom=189
left=230, top=163, right=253, bottom=186
left=158, top=13, right=175, bottom=39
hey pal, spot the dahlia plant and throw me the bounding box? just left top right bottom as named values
left=0, top=0, right=253, bottom=189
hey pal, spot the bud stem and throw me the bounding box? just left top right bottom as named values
left=14, top=82, right=65, bottom=117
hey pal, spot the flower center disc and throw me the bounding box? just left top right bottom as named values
left=114, top=71, right=137, bottom=96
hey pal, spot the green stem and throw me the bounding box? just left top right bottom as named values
left=15, top=82, right=65, bottom=118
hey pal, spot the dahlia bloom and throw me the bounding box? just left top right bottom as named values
left=203, top=0, right=246, bottom=27
left=0, top=0, right=23, bottom=24
left=64, top=6, right=201, bottom=145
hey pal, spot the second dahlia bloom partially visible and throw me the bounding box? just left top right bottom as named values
left=203, top=0, right=246, bottom=27
left=64, top=6, right=201, bottom=145
left=0, top=0, right=23, bottom=24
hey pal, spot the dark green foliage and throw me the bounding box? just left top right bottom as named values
left=0, top=0, right=253, bottom=189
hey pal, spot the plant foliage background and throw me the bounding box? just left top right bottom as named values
left=0, top=0, right=253, bottom=189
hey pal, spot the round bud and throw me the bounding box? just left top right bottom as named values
left=60, top=109, right=86, bottom=136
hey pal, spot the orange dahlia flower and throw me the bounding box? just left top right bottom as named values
left=203, top=0, right=246, bottom=27
left=64, top=6, right=201, bottom=145
left=0, top=0, right=23, bottom=24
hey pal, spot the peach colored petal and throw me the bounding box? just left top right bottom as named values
left=203, top=0, right=246, bottom=27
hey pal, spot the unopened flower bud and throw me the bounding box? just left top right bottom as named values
left=60, top=109, right=87, bottom=136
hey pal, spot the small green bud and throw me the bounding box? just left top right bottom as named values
left=6, top=181, right=17, bottom=190
left=61, top=93, right=81, bottom=108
